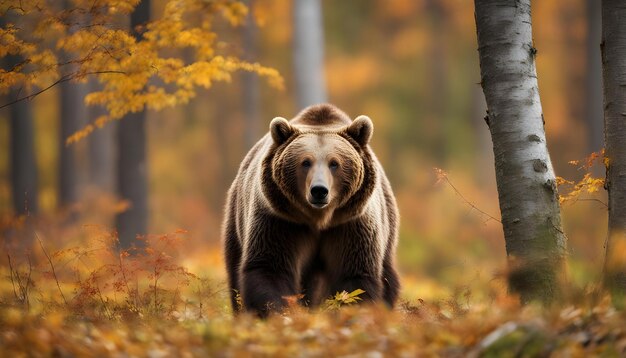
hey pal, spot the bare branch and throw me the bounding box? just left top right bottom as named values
left=436, top=168, right=501, bottom=224
left=571, top=197, right=609, bottom=208
left=24, top=253, right=32, bottom=310
left=7, top=254, right=19, bottom=301
left=36, top=232, right=68, bottom=306
left=0, top=70, right=125, bottom=110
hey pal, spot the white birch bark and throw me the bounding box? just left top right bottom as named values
left=293, top=0, right=327, bottom=108
left=474, top=0, right=567, bottom=303
left=602, top=0, right=626, bottom=303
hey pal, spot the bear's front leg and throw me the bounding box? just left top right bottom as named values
left=240, top=215, right=308, bottom=317
left=322, top=219, right=384, bottom=303
left=241, top=258, right=299, bottom=317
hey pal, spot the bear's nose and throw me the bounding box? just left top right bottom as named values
left=310, top=186, right=329, bottom=201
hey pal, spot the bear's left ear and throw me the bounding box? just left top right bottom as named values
left=346, top=115, right=373, bottom=146
left=270, top=117, right=296, bottom=145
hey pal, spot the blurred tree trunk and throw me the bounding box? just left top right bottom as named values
left=58, top=80, right=85, bottom=209
left=242, top=0, right=260, bottom=149
left=87, top=80, right=116, bottom=192
left=293, top=0, right=327, bottom=108
left=1, top=8, right=38, bottom=216
left=586, top=0, right=603, bottom=154
left=7, top=65, right=38, bottom=215
left=474, top=0, right=568, bottom=304
left=58, top=0, right=86, bottom=210
left=116, top=0, right=150, bottom=249
left=601, top=0, right=626, bottom=305
left=427, top=0, right=449, bottom=163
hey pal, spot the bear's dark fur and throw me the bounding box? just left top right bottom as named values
left=223, top=104, right=399, bottom=317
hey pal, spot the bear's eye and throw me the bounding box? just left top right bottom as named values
left=302, top=159, right=312, bottom=168
left=329, top=161, right=339, bottom=170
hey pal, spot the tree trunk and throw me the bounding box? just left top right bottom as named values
left=601, top=0, right=626, bottom=305
left=58, top=80, right=85, bottom=208
left=585, top=0, right=603, bottom=154
left=427, top=0, right=449, bottom=163
left=293, top=0, right=327, bottom=108
left=469, top=83, right=494, bottom=188
left=2, top=16, right=39, bottom=217
left=116, top=0, right=150, bottom=249
left=9, top=82, right=38, bottom=215
left=58, top=0, right=86, bottom=210
left=242, top=0, right=260, bottom=149
left=87, top=80, right=116, bottom=192
left=474, top=0, right=568, bottom=304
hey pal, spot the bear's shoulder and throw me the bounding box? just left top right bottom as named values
left=291, top=103, right=352, bottom=129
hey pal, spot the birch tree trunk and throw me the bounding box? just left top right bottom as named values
left=116, top=0, right=150, bottom=249
left=601, top=0, right=626, bottom=304
left=293, top=0, right=327, bottom=108
left=474, top=0, right=568, bottom=304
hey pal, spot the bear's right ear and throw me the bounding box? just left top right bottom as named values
left=270, top=117, right=296, bottom=145
left=346, top=115, right=373, bottom=146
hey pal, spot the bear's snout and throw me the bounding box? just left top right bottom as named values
left=309, top=185, right=329, bottom=207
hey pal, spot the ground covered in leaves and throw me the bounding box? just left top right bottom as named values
left=2, top=297, right=626, bottom=356
left=1, top=226, right=626, bottom=357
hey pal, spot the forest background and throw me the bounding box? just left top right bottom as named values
left=0, top=0, right=616, bottom=354
left=0, top=0, right=606, bottom=302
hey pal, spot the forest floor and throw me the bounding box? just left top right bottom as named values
left=2, top=288, right=626, bottom=357
left=1, top=225, right=626, bottom=357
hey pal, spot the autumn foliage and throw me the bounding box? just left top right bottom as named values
left=0, top=0, right=283, bottom=143
left=557, top=150, right=606, bottom=206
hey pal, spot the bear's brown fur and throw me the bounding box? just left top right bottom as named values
left=223, top=104, right=399, bottom=316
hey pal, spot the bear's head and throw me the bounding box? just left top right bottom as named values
left=266, top=115, right=376, bottom=227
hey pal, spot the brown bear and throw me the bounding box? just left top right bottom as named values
left=223, top=104, right=399, bottom=317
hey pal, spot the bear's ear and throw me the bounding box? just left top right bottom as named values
left=346, top=115, right=373, bottom=146
left=270, top=117, right=296, bottom=145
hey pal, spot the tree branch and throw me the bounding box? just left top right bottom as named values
left=435, top=168, right=501, bottom=224
left=0, top=70, right=125, bottom=110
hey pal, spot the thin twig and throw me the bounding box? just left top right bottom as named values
left=94, top=284, right=112, bottom=319
left=7, top=253, right=32, bottom=310
left=439, top=173, right=501, bottom=224
left=35, top=232, right=68, bottom=306
left=118, top=252, right=137, bottom=310
left=571, top=198, right=608, bottom=208
left=0, top=70, right=125, bottom=110
left=13, top=257, right=25, bottom=301
left=7, top=254, right=19, bottom=301
left=154, top=265, right=160, bottom=313
left=59, top=247, right=105, bottom=270
left=25, top=253, right=32, bottom=310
